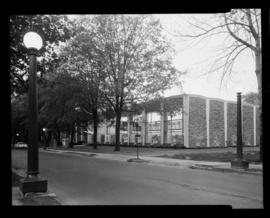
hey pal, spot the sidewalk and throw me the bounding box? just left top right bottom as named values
left=12, top=168, right=62, bottom=206
left=42, top=148, right=262, bottom=175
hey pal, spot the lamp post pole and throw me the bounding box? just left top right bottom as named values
left=27, top=48, right=39, bottom=176
left=20, top=31, right=47, bottom=195
left=230, top=91, right=249, bottom=169
left=236, top=92, right=243, bottom=160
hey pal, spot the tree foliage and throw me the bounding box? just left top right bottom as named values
left=10, top=15, right=73, bottom=96
left=11, top=15, right=183, bottom=150
left=71, top=15, right=182, bottom=150
left=11, top=94, right=28, bottom=142
left=242, top=92, right=259, bottom=105
left=57, top=22, right=109, bottom=148
left=88, top=15, right=182, bottom=105
left=39, top=72, right=88, bottom=128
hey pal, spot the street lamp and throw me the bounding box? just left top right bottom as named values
left=231, top=86, right=249, bottom=169
left=20, top=31, right=47, bottom=195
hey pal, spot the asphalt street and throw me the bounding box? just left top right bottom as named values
left=12, top=149, right=263, bottom=208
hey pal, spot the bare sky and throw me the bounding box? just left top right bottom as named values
left=155, top=14, right=259, bottom=101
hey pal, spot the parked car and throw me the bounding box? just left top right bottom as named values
left=14, top=142, right=28, bottom=149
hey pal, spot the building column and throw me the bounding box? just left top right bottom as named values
left=206, top=98, right=210, bottom=147
left=224, top=101, right=228, bottom=146
left=160, top=109, right=167, bottom=145
left=142, top=109, right=147, bottom=146
left=160, top=102, right=165, bottom=144
left=183, top=95, right=189, bottom=148
left=127, top=115, right=132, bottom=145
left=253, top=106, right=257, bottom=146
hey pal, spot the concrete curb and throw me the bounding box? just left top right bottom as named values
left=41, top=148, right=262, bottom=175
left=127, top=158, right=150, bottom=163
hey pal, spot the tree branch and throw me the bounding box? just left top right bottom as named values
left=223, top=13, right=256, bottom=51
left=246, top=9, right=259, bottom=40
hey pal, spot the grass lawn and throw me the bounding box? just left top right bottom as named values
left=159, top=151, right=261, bottom=164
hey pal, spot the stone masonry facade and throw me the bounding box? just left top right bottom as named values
left=188, top=96, right=207, bottom=147
left=242, top=105, right=254, bottom=146
left=186, top=94, right=259, bottom=148
left=209, top=100, right=225, bottom=147
left=79, top=94, right=259, bottom=148
left=227, top=102, right=237, bottom=146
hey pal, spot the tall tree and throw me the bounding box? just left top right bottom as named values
left=38, top=71, right=89, bottom=146
left=170, top=9, right=262, bottom=160
left=58, top=20, right=107, bottom=149
left=10, top=15, right=73, bottom=96
left=86, top=15, right=182, bottom=151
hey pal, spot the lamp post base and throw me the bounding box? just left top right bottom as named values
left=19, top=176, right=48, bottom=195
left=230, top=159, right=249, bottom=169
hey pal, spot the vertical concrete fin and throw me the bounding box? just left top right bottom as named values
left=160, top=101, right=165, bottom=144
left=183, top=95, right=189, bottom=148
left=142, top=109, right=147, bottom=146
left=206, top=98, right=210, bottom=147
left=224, top=101, right=228, bottom=146
left=127, top=115, right=132, bottom=145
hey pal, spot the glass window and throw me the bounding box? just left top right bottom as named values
left=147, top=112, right=161, bottom=122
left=167, top=110, right=182, bottom=120
left=167, top=120, right=182, bottom=130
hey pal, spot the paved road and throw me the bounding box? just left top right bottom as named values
left=12, top=149, right=263, bottom=208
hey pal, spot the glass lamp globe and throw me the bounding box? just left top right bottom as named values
left=23, top=31, right=43, bottom=50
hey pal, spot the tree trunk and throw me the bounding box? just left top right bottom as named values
left=92, top=108, right=98, bottom=150
left=46, top=131, right=51, bottom=147
left=70, top=122, right=75, bottom=147
left=54, top=129, right=61, bottom=147
left=114, top=108, right=121, bottom=151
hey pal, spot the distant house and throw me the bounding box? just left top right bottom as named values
left=73, top=93, right=260, bottom=148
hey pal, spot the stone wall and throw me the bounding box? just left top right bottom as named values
left=209, top=100, right=225, bottom=147
left=227, top=103, right=237, bottom=146
left=188, top=96, right=207, bottom=147
left=242, top=105, right=254, bottom=146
